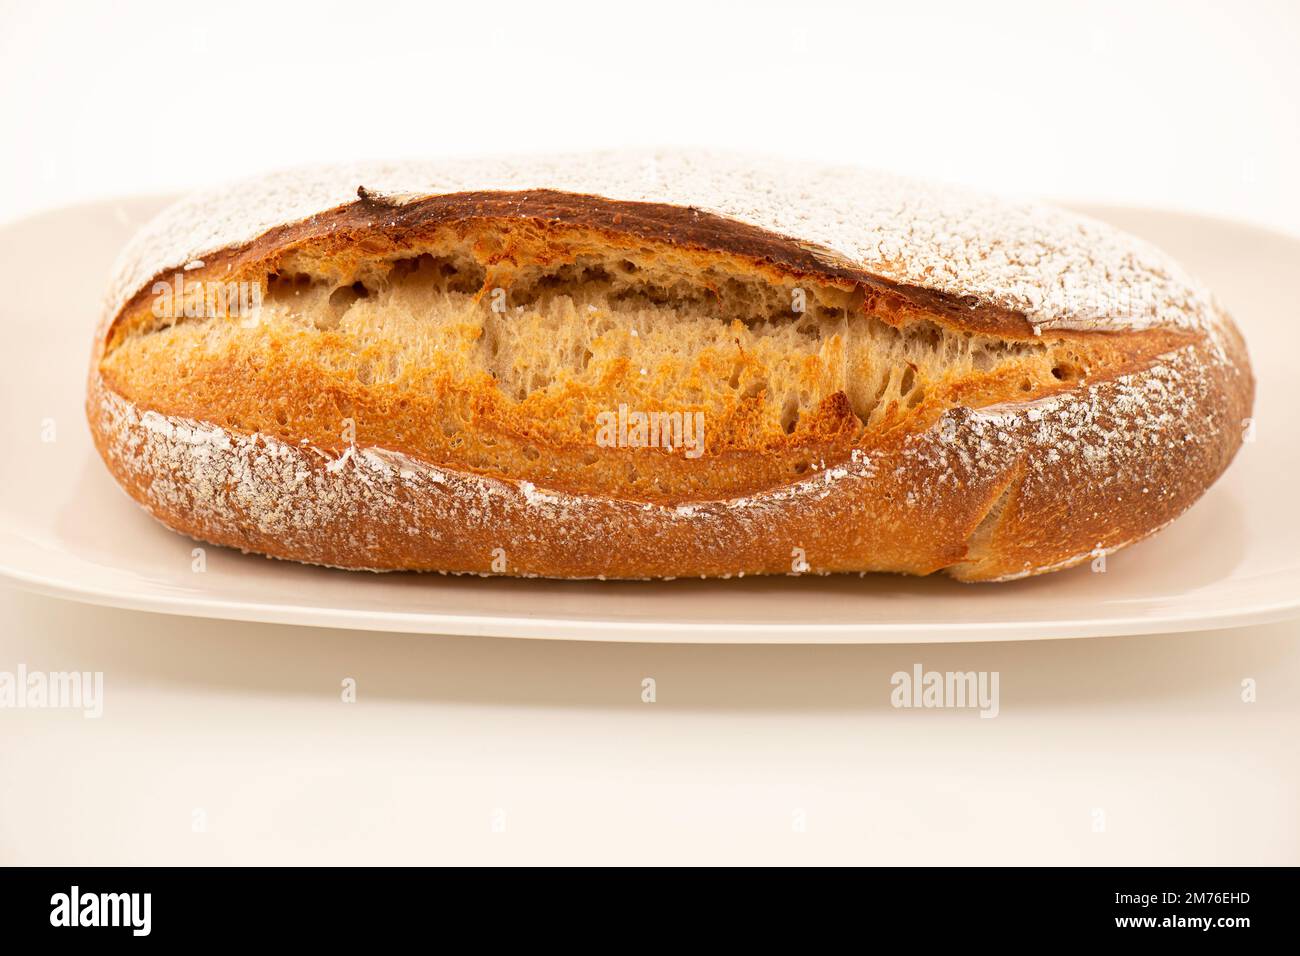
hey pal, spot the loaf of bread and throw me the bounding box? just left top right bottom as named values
left=86, top=151, right=1253, bottom=582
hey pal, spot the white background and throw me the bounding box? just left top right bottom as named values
left=2, top=0, right=1298, bottom=234
left=2, top=0, right=1298, bottom=867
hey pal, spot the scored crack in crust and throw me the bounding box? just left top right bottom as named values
left=86, top=151, right=1254, bottom=581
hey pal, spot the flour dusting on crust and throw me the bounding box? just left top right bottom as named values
left=88, top=152, right=1254, bottom=581
left=90, top=334, right=1241, bottom=581
left=104, top=150, right=1216, bottom=337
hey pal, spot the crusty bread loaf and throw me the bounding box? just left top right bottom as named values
left=86, top=151, right=1253, bottom=582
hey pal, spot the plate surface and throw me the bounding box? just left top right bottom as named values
left=0, top=198, right=1295, bottom=642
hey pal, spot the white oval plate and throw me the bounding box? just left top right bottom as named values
left=0, top=197, right=1295, bottom=642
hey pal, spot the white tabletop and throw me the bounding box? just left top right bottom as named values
left=2, top=585, right=1295, bottom=865
left=3, top=0, right=1298, bottom=866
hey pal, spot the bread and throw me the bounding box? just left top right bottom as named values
left=86, top=151, right=1253, bottom=582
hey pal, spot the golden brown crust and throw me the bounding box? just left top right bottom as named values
left=86, top=328, right=1250, bottom=582
left=86, top=162, right=1255, bottom=582
left=950, top=318, right=1254, bottom=581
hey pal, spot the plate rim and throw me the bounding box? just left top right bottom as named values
left=2, top=196, right=1297, bottom=643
